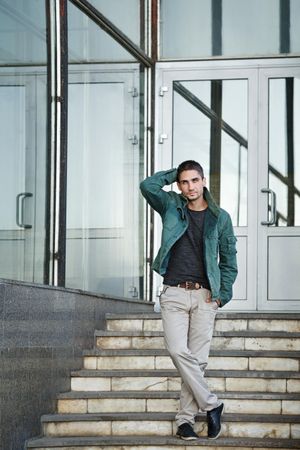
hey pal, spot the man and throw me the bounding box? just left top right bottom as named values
left=140, top=160, right=238, bottom=440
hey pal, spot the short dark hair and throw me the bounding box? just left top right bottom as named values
left=177, top=160, right=204, bottom=181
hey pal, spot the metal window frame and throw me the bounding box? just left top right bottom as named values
left=46, top=0, right=154, bottom=294
left=46, top=0, right=68, bottom=286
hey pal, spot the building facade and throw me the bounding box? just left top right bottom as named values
left=0, top=0, right=300, bottom=311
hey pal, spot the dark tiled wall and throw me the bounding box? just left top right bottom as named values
left=0, top=280, right=153, bottom=450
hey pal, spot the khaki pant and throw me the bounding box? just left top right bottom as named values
left=159, top=285, right=221, bottom=426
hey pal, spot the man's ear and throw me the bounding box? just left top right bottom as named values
left=177, top=181, right=181, bottom=192
left=202, top=177, right=207, bottom=186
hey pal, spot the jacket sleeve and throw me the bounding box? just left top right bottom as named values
left=140, top=168, right=178, bottom=215
left=218, top=213, right=238, bottom=306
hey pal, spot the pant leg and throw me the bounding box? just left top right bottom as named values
left=160, top=286, right=220, bottom=427
left=176, top=288, right=220, bottom=424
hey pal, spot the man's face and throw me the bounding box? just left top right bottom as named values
left=177, top=169, right=206, bottom=202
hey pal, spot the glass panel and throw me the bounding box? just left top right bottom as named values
left=269, top=77, right=300, bottom=226
left=160, top=0, right=300, bottom=59
left=222, top=0, right=279, bottom=56
left=172, top=79, right=248, bottom=226
left=0, top=1, right=47, bottom=282
left=68, top=0, right=135, bottom=63
left=160, top=0, right=211, bottom=58
left=0, top=0, right=47, bottom=64
left=66, top=4, right=145, bottom=299
left=88, top=0, right=143, bottom=49
left=291, top=0, right=300, bottom=53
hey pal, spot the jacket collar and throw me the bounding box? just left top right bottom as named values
left=177, top=187, right=220, bottom=218
left=203, top=187, right=220, bottom=217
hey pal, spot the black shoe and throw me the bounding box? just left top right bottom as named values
left=207, top=402, right=224, bottom=439
left=176, top=422, right=199, bottom=440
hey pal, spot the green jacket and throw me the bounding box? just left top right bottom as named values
left=140, top=168, right=238, bottom=307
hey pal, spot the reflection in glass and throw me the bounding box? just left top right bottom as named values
left=68, top=0, right=135, bottom=63
left=66, top=3, right=145, bottom=299
left=173, top=79, right=248, bottom=226
left=160, top=0, right=300, bottom=59
left=291, top=0, right=300, bottom=53
left=88, top=0, right=143, bottom=50
left=0, top=0, right=47, bottom=64
left=160, top=0, right=211, bottom=58
left=269, top=77, right=300, bottom=226
left=222, top=0, right=280, bottom=56
left=0, top=0, right=47, bottom=282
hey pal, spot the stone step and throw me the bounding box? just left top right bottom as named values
left=83, top=348, right=300, bottom=357
left=105, top=312, right=300, bottom=333
left=95, top=330, right=300, bottom=351
left=41, top=412, right=300, bottom=439
left=56, top=390, right=300, bottom=415
left=70, top=369, right=300, bottom=393
left=25, top=434, right=300, bottom=449
left=83, top=351, right=300, bottom=372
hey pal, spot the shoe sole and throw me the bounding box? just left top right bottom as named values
left=178, top=436, right=199, bottom=441
left=207, top=403, right=225, bottom=440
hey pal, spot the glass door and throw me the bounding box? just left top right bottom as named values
left=258, top=67, right=300, bottom=310
left=155, top=60, right=300, bottom=311
left=0, top=70, right=48, bottom=283
left=155, top=64, right=258, bottom=310
left=66, top=65, right=144, bottom=299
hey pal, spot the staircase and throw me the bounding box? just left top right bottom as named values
left=26, top=312, right=300, bottom=449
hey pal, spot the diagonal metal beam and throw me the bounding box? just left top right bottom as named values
left=174, top=81, right=300, bottom=199
left=174, top=81, right=248, bottom=148
left=69, top=0, right=153, bottom=67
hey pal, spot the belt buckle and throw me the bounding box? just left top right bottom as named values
left=185, top=281, right=200, bottom=290
left=185, top=281, right=193, bottom=290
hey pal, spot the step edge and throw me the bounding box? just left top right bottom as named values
left=83, top=348, right=300, bottom=357
left=57, top=391, right=300, bottom=399
left=70, top=368, right=300, bottom=378
left=40, top=411, right=300, bottom=423
left=26, top=435, right=300, bottom=449
left=105, top=312, right=300, bottom=319
left=95, top=330, right=300, bottom=337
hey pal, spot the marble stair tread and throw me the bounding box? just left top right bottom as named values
left=95, top=330, right=300, bottom=337
left=57, top=390, right=300, bottom=400
left=40, top=412, right=300, bottom=423
left=105, top=312, right=300, bottom=320
left=71, top=368, right=300, bottom=378
left=83, top=348, right=300, bottom=357
left=26, top=435, right=300, bottom=448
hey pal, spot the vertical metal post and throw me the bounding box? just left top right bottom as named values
left=48, top=0, right=68, bottom=286
left=286, top=78, right=294, bottom=226
left=280, top=0, right=290, bottom=53
left=44, top=0, right=52, bottom=284
left=212, top=0, right=222, bottom=56
left=140, top=0, right=146, bottom=52
left=209, top=80, right=222, bottom=204
left=151, top=0, right=158, bottom=61
left=148, top=0, right=158, bottom=301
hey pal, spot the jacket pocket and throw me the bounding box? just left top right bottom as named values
left=226, top=236, right=237, bottom=254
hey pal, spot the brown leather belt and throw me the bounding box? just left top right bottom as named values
left=177, top=281, right=205, bottom=290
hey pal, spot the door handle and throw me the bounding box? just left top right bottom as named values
left=16, top=192, right=33, bottom=229
left=261, top=188, right=277, bottom=226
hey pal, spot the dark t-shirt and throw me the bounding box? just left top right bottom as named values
left=163, top=208, right=210, bottom=288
